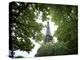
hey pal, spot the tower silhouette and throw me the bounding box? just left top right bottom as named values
left=44, top=21, right=53, bottom=43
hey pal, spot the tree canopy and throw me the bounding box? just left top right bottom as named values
left=35, top=4, right=78, bottom=56
left=9, top=2, right=78, bottom=57
left=9, top=2, right=50, bottom=52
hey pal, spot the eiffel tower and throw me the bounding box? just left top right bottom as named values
left=44, top=21, right=53, bottom=43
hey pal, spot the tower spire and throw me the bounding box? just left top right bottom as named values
left=44, top=21, right=53, bottom=43
left=46, top=21, right=51, bottom=35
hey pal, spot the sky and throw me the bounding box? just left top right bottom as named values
left=14, top=12, right=58, bottom=58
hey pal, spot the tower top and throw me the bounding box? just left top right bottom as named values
left=46, top=21, right=51, bottom=35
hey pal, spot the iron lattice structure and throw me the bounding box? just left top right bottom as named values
left=44, top=22, right=53, bottom=43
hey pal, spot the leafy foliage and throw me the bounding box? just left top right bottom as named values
left=35, top=41, right=77, bottom=57
left=35, top=4, right=78, bottom=56
left=9, top=2, right=50, bottom=52
left=50, top=5, right=78, bottom=53
left=9, top=2, right=78, bottom=57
